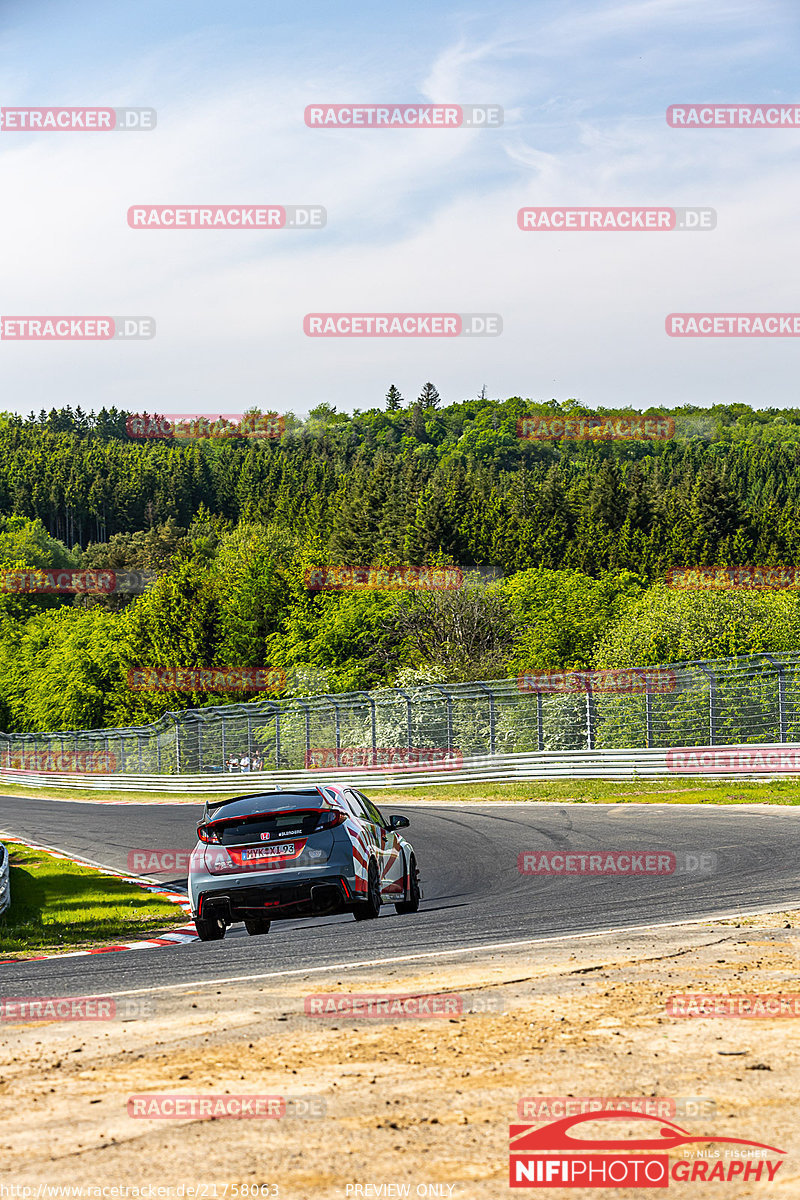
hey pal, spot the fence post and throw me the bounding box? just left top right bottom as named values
left=475, top=682, right=496, bottom=756
left=585, top=682, right=595, bottom=751
left=537, top=691, right=544, bottom=751
left=392, top=688, right=414, bottom=751
left=175, top=720, right=181, bottom=774
left=691, top=663, right=717, bottom=745
left=297, top=702, right=311, bottom=768
left=324, top=697, right=343, bottom=766
left=429, top=685, right=454, bottom=753
left=631, top=668, right=653, bottom=749
left=753, top=652, right=786, bottom=743
left=353, top=692, right=377, bottom=764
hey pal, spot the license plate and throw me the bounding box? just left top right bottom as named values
left=242, top=843, right=294, bottom=860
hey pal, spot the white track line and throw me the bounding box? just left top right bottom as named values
left=53, top=902, right=800, bottom=1001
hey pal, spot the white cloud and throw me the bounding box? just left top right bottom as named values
left=1, top=0, right=799, bottom=414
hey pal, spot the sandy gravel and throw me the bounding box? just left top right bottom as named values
left=2, top=912, right=800, bottom=1198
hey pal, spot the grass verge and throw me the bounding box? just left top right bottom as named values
left=0, top=842, right=187, bottom=958
left=0, top=777, right=798, bottom=805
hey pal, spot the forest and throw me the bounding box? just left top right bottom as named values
left=0, top=392, right=799, bottom=734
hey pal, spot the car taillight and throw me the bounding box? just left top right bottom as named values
left=197, top=824, right=221, bottom=843
left=315, top=809, right=346, bottom=830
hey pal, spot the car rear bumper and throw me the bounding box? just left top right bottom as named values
left=194, top=872, right=355, bottom=922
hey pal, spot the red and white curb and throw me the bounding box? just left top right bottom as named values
left=0, top=833, right=198, bottom=962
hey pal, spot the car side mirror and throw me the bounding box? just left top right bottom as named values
left=389, top=814, right=410, bottom=829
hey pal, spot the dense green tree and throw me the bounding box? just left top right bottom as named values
left=594, top=584, right=800, bottom=667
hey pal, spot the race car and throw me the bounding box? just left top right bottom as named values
left=188, top=784, right=421, bottom=940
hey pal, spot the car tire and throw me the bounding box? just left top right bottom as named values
left=353, top=859, right=382, bottom=920
left=194, top=914, right=226, bottom=941
left=395, top=855, right=421, bottom=914
left=244, top=917, right=271, bottom=936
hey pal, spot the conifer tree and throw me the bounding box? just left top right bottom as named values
left=385, top=385, right=404, bottom=411
left=417, top=382, right=441, bottom=409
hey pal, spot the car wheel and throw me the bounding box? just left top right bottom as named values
left=244, top=917, right=271, bottom=936
left=194, top=914, right=226, bottom=941
left=353, top=859, right=382, bottom=920
left=395, top=855, right=421, bottom=914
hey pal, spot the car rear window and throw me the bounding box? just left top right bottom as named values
left=206, top=792, right=323, bottom=821
left=216, top=810, right=326, bottom=845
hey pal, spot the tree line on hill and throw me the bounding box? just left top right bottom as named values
left=3, top=394, right=800, bottom=574
left=0, top=393, right=798, bottom=732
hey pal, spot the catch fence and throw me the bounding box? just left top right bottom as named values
left=1, top=651, right=799, bottom=778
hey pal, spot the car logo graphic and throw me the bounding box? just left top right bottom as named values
left=509, top=1112, right=785, bottom=1188
left=510, top=1111, right=785, bottom=1154
left=260, top=832, right=270, bottom=840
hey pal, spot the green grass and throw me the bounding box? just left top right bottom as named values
left=0, top=777, right=798, bottom=806
left=377, top=778, right=800, bottom=804
left=0, top=843, right=187, bottom=958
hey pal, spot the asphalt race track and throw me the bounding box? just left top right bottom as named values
left=1, top=795, right=799, bottom=998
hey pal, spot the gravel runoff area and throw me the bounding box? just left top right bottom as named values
left=1, top=911, right=799, bottom=1198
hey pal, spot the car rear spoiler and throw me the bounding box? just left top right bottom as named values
left=203, top=787, right=324, bottom=814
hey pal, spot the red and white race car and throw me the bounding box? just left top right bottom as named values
left=188, top=783, right=422, bottom=940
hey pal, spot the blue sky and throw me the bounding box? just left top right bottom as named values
left=1, top=0, right=799, bottom=415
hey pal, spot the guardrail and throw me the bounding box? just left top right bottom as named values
left=0, top=842, right=10, bottom=914
left=1, top=743, right=798, bottom=793
left=3, top=652, right=800, bottom=777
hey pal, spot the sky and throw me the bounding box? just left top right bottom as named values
left=1, top=0, right=799, bottom=417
